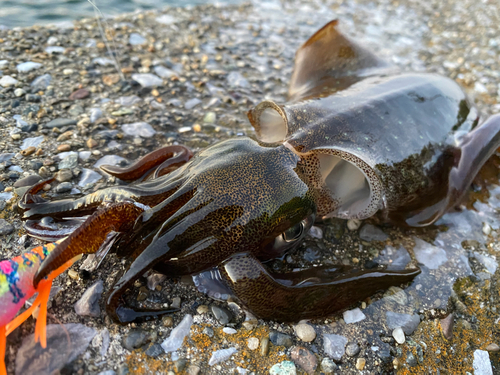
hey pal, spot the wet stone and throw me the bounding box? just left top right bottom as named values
left=78, top=168, right=102, bottom=187
left=15, top=324, right=96, bottom=375
left=58, top=153, right=78, bottom=170
left=211, top=305, right=233, bottom=325
left=55, top=182, right=72, bottom=193
left=0, top=219, right=14, bottom=235
left=320, top=358, right=337, bottom=373
left=269, top=331, right=293, bottom=348
left=359, top=224, right=388, bottom=241
left=269, top=361, right=297, bottom=375
left=383, top=287, right=408, bottom=305
left=13, top=174, right=41, bottom=187
left=345, top=342, right=360, bottom=357
left=74, top=280, right=104, bottom=317
left=161, top=314, right=193, bottom=353
left=227, top=71, right=249, bottom=88
left=294, top=323, right=316, bottom=342
left=386, top=311, right=421, bottom=335
left=413, top=237, right=448, bottom=269
left=45, top=118, right=77, bottom=128
left=323, top=334, right=347, bottom=361
left=145, top=343, right=164, bottom=358
left=290, top=346, right=317, bottom=374
left=123, top=328, right=151, bottom=351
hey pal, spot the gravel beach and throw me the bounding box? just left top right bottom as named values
left=0, top=0, right=499, bottom=374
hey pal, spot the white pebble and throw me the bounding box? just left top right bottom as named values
left=294, top=323, right=316, bottom=342
left=392, top=327, right=405, bottom=344
left=222, top=327, right=237, bottom=335
left=483, top=222, right=492, bottom=235
left=247, top=337, right=259, bottom=350
left=0, top=75, right=18, bottom=87
left=347, top=219, right=362, bottom=231
left=343, top=308, right=366, bottom=324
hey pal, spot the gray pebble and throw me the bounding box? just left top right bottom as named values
left=202, top=327, right=214, bottom=337
left=0, top=219, right=14, bottom=235
left=406, top=352, right=417, bottom=367
left=269, top=331, right=293, bottom=348
left=55, top=182, right=72, bottom=193
left=211, top=305, right=233, bottom=325
left=320, top=358, right=337, bottom=374
left=171, top=296, right=181, bottom=309
left=123, top=328, right=151, bottom=351
left=74, top=280, right=104, bottom=317
left=386, top=311, right=421, bottom=335
left=145, top=343, right=164, bottom=358
left=345, top=342, right=360, bottom=357
left=45, top=118, right=77, bottom=128
left=13, top=174, right=41, bottom=188
left=58, top=153, right=78, bottom=170
left=56, top=169, right=73, bottom=182
left=359, top=224, right=388, bottom=241
left=174, top=358, right=187, bottom=372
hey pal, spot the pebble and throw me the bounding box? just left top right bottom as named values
left=0, top=219, right=14, bottom=235
left=94, top=155, right=127, bottom=169
left=227, top=71, right=250, bottom=88
left=186, top=365, right=200, bottom=375
left=294, top=323, right=316, bottom=342
left=355, top=358, right=366, bottom=370
left=145, top=343, right=163, bottom=358
left=129, top=33, right=147, bottom=45
left=359, top=224, right=388, bottom=241
left=162, top=316, right=173, bottom=327
left=222, top=327, right=237, bottom=335
left=131, top=73, right=163, bottom=87
left=269, top=331, right=293, bottom=348
left=90, top=108, right=103, bottom=123
left=473, top=350, right=493, bottom=375
left=406, top=352, right=417, bottom=367
left=30, top=74, right=52, bottom=91
left=161, top=314, right=193, bottom=353
left=260, top=337, right=269, bottom=356
left=45, top=46, right=65, bottom=54
left=20, top=146, right=36, bottom=156
left=78, top=168, right=102, bottom=187
left=69, top=88, right=90, bottom=100
left=87, top=138, right=98, bottom=148
left=485, top=343, right=500, bottom=352
left=123, top=328, right=151, bottom=351
left=55, top=182, right=72, bottom=193
left=343, top=308, right=366, bottom=324
left=122, top=122, right=156, bottom=138
left=290, top=346, right=317, bottom=374
left=17, top=61, right=42, bottom=73
left=46, top=118, right=77, bottom=128
left=203, top=327, right=214, bottom=337
left=269, top=361, right=297, bottom=375
left=247, top=337, right=259, bottom=350
left=413, top=237, right=448, bottom=269
left=74, top=280, right=104, bottom=317
left=211, top=305, right=233, bottom=325
left=15, top=324, right=96, bottom=375
left=320, top=358, right=337, bottom=373
left=440, top=313, right=454, bottom=340
left=171, top=296, right=181, bottom=309
left=383, top=286, right=408, bottom=305
left=21, top=136, right=44, bottom=150
left=347, top=219, right=362, bottom=231
left=345, top=342, right=360, bottom=357
left=56, top=169, right=73, bottom=182
left=208, top=347, right=237, bottom=366
left=14, top=88, right=25, bottom=97
left=323, top=334, right=348, bottom=361
left=59, top=152, right=78, bottom=169
left=174, top=358, right=187, bottom=372
left=0, top=75, right=18, bottom=87
left=154, top=65, right=177, bottom=78
left=392, top=327, right=405, bottom=344
left=386, top=311, right=421, bottom=335
left=185, top=98, right=202, bottom=109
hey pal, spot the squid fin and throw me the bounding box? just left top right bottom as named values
left=288, top=20, right=393, bottom=101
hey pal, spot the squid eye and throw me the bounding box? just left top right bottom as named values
left=283, top=222, right=304, bottom=242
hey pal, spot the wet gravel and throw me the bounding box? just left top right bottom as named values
left=0, top=0, right=500, bottom=374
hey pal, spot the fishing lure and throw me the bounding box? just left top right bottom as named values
left=0, top=240, right=78, bottom=375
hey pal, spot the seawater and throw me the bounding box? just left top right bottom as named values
left=0, top=0, right=242, bottom=28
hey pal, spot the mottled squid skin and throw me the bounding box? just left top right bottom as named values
left=18, top=20, right=500, bottom=323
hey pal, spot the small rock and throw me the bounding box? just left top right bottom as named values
left=78, top=168, right=102, bottom=187
left=227, top=71, right=249, bottom=88
left=45, top=118, right=77, bottom=128
left=347, top=219, right=362, bottom=231
left=90, top=108, right=103, bottom=123
left=122, top=122, right=156, bottom=138
left=15, top=324, right=96, bottom=375
left=186, top=365, right=200, bottom=375
left=185, top=98, right=202, bottom=109
left=406, top=352, right=417, bottom=367
left=203, top=327, right=214, bottom=337
left=58, top=153, right=78, bottom=170
left=87, top=138, right=98, bottom=148
left=247, top=337, right=259, bottom=350
left=0, top=219, right=14, bottom=235
left=56, top=169, right=73, bottom=182
left=345, top=342, right=360, bottom=357
left=343, top=308, right=366, bottom=324
left=0, top=75, right=18, bottom=87
left=485, top=343, right=500, bottom=352
left=223, top=327, right=237, bottom=335
left=386, top=311, right=421, bottom=335
left=392, top=327, right=405, bottom=344
left=383, top=287, right=408, bottom=305
left=17, top=62, right=42, bottom=73
left=14, top=88, right=26, bottom=97
left=260, top=337, right=269, bottom=356
left=440, top=313, right=454, bottom=340
left=171, top=296, right=181, bottom=309
left=294, top=323, right=316, bottom=342
left=209, top=347, right=237, bottom=366
left=131, top=73, right=163, bottom=87
left=174, top=358, right=187, bottom=372
left=323, top=334, right=348, bottom=361
left=290, top=346, right=317, bottom=374
left=161, top=314, right=193, bottom=353
left=145, top=343, right=163, bottom=358
left=320, top=358, right=337, bottom=373
left=473, top=350, right=493, bottom=375
left=21, top=136, right=44, bottom=150
left=269, top=361, right=297, bottom=375
left=154, top=65, right=177, bottom=78
left=162, top=316, right=173, bottom=327
left=211, top=305, right=233, bottom=325
left=196, top=305, right=209, bottom=314
left=413, top=237, right=447, bottom=269
left=74, top=280, right=104, bottom=317
left=31, top=74, right=52, bottom=91
left=69, top=88, right=90, bottom=100
left=269, top=331, right=293, bottom=348
left=123, top=328, right=153, bottom=351
left=55, top=182, right=72, bottom=193
left=129, top=33, right=147, bottom=45
left=359, top=224, right=388, bottom=241
left=356, top=358, right=366, bottom=370
left=26, top=94, right=41, bottom=103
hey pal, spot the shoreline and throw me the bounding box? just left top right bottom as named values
left=0, top=0, right=499, bottom=374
